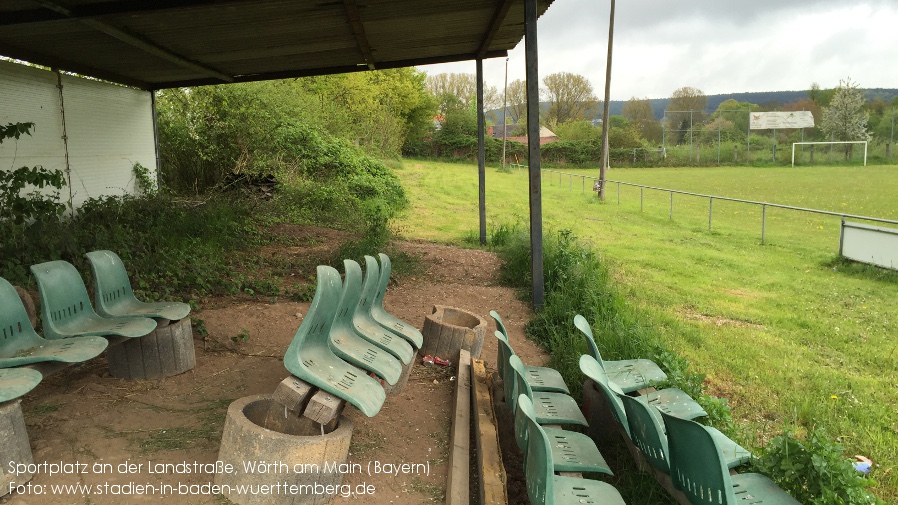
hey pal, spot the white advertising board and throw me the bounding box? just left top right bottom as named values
left=749, top=111, right=815, bottom=130
left=840, top=221, right=898, bottom=271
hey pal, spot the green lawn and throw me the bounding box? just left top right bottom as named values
left=394, top=160, right=898, bottom=499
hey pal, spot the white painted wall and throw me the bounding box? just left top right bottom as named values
left=0, top=59, right=157, bottom=209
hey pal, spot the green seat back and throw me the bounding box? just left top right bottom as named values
left=345, top=260, right=413, bottom=364
left=0, top=367, right=42, bottom=403
left=284, top=265, right=385, bottom=417
left=660, top=410, right=734, bottom=504
left=494, top=330, right=515, bottom=403
left=368, top=254, right=423, bottom=348
left=489, top=310, right=509, bottom=338
left=31, top=260, right=156, bottom=340
left=85, top=250, right=190, bottom=320
left=573, top=314, right=604, bottom=364
left=619, top=392, right=670, bottom=474
left=0, top=277, right=108, bottom=367
left=507, top=352, right=533, bottom=418
left=333, top=260, right=366, bottom=336
left=578, top=355, right=629, bottom=434
left=518, top=394, right=554, bottom=504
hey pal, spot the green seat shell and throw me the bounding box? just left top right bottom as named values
left=346, top=260, right=414, bottom=365
left=0, top=277, right=108, bottom=367
left=30, top=260, right=157, bottom=340
left=661, top=411, right=799, bottom=505
left=619, top=393, right=750, bottom=475
left=0, top=367, right=42, bottom=403
left=515, top=395, right=613, bottom=475
left=84, top=250, right=190, bottom=321
left=492, top=314, right=569, bottom=396
left=509, top=354, right=587, bottom=427
left=284, top=266, right=385, bottom=417
left=366, top=254, right=423, bottom=349
left=575, top=314, right=667, bottom=393
left=329, top=263, right=403, bottom=386
left=580, top=355, right=631, bottom=435
left=518, top=395, right=626, bottom=505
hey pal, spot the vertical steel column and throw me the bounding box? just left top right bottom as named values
left=761, top=204, right=767, bottom=244
left=151, top=91, right=163, bottom=190
left=524, top=0, right=544, bottom=310
left=55, top=70, right=74, bottom=207
left=669, top=192, right=673, bottom=219
left=477, top=58, right=486, bottom=246
left=708, top=198, right=713, bottom=230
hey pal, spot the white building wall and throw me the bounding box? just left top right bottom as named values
left=0, top=59, right=157, bottom=208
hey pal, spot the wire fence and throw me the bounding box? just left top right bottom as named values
left=539, top=168, right=898, bottom=247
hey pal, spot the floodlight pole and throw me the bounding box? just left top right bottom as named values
left=598, top=0, right=615, bottom=200
left=524, top=0, right=544, bottom=310
left=477, top=58, right=486, bottom=246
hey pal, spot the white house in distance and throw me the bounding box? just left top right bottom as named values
left=0, top=59, right=157, bottom=209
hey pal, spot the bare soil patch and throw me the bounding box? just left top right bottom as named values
left=9, top=227, right=546, bottom=505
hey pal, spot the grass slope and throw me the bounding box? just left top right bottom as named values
left=394, top=160, right=898, bottom=500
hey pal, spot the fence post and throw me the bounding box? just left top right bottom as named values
left=670, top=192, right=673, bottom=220
left=734, top=145, right=738, bottom=163
left=810, top=145, right=814, bottom=164
left=617, top=182, right=620, bottom=204
left=569, top=174, right=572, bottom=189
left=581, top=176, right=584, bottom=193
left=761, top=204, right=767, bottom=244
left=708, top=198, right=713, bottom=230
left=640, top=188, right=643, bottom=212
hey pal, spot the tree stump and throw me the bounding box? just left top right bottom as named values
left=0, top=400, right=33, bottom=496
left=421, top=305, right=487, bottom=360
left=215, top=395, right=354, bottom=505
left=107, top=317, right=195, bottom=380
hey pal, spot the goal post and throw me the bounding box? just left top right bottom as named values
left=792, top=141, right=867, bottom=167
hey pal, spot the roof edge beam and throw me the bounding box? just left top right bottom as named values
left=31, top=0, right=234, bottom=83
left=0, top=0, right=248, bottom=27
left=151, top=50, right=509, bottom=90
left=0, top=43, right=151, bottom=89
left=478, top=0, right=515, bottom=58
left=343, top=0, right=375, bottom=70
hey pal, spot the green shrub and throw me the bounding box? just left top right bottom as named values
left=755, top=428, right=883, bottom=505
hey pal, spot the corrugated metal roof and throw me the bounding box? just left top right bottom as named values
left=0, top=0, right=554, bottom=90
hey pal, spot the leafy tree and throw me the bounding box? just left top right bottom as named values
left=552, top=120, right=600, bottom=141
left=505, top=79, right=528, bottom=124
left=542, top=72, right=598, bottom=125
left=426, top=72, right=499, bottom=112
left=821, top=78, right=871, bottom=158
left=622, top=97, right=662, bottom=143
left=666, top=86, right=708, bottom=144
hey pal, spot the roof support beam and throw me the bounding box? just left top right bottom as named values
left=524, top=0, right=545, bottom=311
left=478, top=0, right=515, bottom=58
left=30, top=0, right=234, bottom=83
left=151, top=50, right=509, bottom=90
left=0, top=0, right=248, bottom=26
left=343, top=0, right=375, bottom=69
left=477, top=58, right=486, bottom=246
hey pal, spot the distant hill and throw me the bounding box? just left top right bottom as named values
left=487, top=89, right=898, bottom=123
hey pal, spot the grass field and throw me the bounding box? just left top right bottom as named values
left=394, top=160, right=898, bottom=500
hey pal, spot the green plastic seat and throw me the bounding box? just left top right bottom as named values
left=515, top=394, right=613, bottom=475
left=619, top=393, right=750, bottom=475
left=509, top=354, right=587, bottom=427
left=0, top=367, right=42, bottom=403
left=491, top=313, right=569, bottom=396
left=518, top=395, right=626, bottom=505
left=580, top=355, right=707, bottom=425
left=30, top=260, right=157, bottom=340
left=84, top=250, right=190, bottom=321
left=574, top=314, right=667, bottom=393
left=661, top=411, right=799, bottom=505
left=579, top=355, right=631, bottom=435
left=284, top=265, right=386, bottom=418
left=329, top=263, right=403, bottom=386
left=345, top=260, right=414, bottom=365
left=0, top=277, right=108, bottom=367
left=365, top=254, right=423, bottom=349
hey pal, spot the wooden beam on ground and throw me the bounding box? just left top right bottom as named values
left=272, top=376, right=315, bottom=412
left=472, top=358, right=507, bottom=505
left=303, top=389, right=346, bottom=432
left=343, top=0, right=375, bottom=69
left=446, top=350, right=472, bottom=505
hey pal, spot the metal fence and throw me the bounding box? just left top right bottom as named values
left=540, top=168, right=898, bottom=245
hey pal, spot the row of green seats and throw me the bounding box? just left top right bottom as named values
left=575, top=314, right=798, bottom=505
left=0, top=250, right=190, bottom=403
left=283, top=254, right=422, bottom=418
left=490, top=311, right=626, bottom=504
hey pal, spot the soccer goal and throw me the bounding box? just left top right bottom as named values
left=792, top=141, right=867, bottom=167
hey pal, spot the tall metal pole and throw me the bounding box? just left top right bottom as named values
left=524, top=0, right=544, bottom=310
left=597, top=0, right=615, bottom=201
left=501, top=57, right=509, bottom=171
left=477, top=58, right=486, bottom=246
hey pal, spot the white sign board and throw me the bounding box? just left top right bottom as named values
left=840, top=221, right=898, bottom=271
left=749, top=111, right=815, bottom=130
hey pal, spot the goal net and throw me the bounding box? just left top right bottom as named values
left=792, top=141, right=867, bottom=167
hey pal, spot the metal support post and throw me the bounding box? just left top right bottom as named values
left=524, top=0, right=544, bottom=310
left=476, top=58, right=486, bottom=246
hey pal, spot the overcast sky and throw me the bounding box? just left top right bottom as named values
left=419, top=0, right=898, bottom=101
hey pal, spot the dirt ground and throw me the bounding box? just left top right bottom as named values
left=6, top=227, right=550, bottom=505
